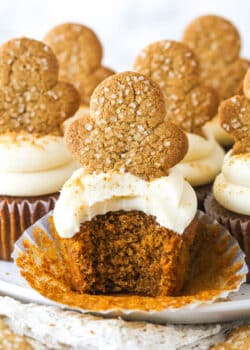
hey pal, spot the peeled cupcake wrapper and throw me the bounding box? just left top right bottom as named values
left=12, top=210, right=247, bottom=322
left=0, top=195, right=58, bottom=261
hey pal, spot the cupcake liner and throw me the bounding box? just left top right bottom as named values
left=205, top=194, right=250, bottom=282
left=12, top=210, right=247, bottom=321
left=0, top=194, right=58, bottom=261
left=194, top=184, right=212, bottom=211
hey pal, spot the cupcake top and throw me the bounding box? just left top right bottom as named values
left=133, top=40, right=224, bottom=186
left=0, top=37, right=80, bottom=196
left=214, top=69, right=250, bottom=215
left=44, top=23, right=114, bottom=106
left=54, top=71, right=197, bottom=238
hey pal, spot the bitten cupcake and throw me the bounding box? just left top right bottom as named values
left=44, top=23, right=114, bottom=108
left=53, top=71, right=200, bottom=296
left=183, top=15, right=250, bottom=148
left=205, top=69, right=250, bottom=280
left=133, top=40, right=224, bottom=209
left=0, top=37, right=80, bottom=260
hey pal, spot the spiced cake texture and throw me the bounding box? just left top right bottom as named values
left=54, top=210, right=199, bottom=297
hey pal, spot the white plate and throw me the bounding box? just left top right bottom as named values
left=1, top=260, right=250, bottom=324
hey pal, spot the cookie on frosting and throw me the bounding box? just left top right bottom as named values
left=219, top=69, right=250, bottom=154
left=44, top=23, right=114, bottom=105
left=133, top=40, right=219, bottom=135
left=65, top=71, right=188, bottom=180
left=0, top=37, right=80, bottom=135
left=183, top=15, right=250, bottom=100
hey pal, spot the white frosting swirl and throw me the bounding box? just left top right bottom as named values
left=203, top=115, right=234, bottom=146
left=54, top=168, right=197, bottom=238
left=214, top=151, right=250, bottom=215
left=175, top=133, right=225, bottom=186
left=0, top=133, right=78, bottom=196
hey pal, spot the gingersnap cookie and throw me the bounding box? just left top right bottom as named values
left=133, top=40, right=219, bottom=135
left=65, top=71, right=188, bottom=180
left=183, top=15, right=250, bottom=101
left=219, top=69, right=250, bottom=155
left=0, top=37, right=79, bottom=135
left=0, top=37, right=80, bottom=261
left=44, top=23, right=114, bottom=105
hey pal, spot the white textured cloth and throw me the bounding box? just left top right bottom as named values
left=0, top=296, right=242, bottom=350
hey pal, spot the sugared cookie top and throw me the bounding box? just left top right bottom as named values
left=44, top=23, right=114, bottom=105
left=133, top=40, right=218, bottom=135
left=0, top=37, right=80, bottom=135
left=219, top=69, right=250, bottom=154
left=65, top=71, right=188, bottom=181
left=183, top=15, right=250, bottom=100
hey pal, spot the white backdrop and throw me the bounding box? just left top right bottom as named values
left=0, top=0, right=249, bottom=71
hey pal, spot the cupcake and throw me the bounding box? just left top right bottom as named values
left=183, top=15, right=250, bottom=148
left=204, top=69, right=250, bottom=280
left=0, top=37, right=80, bottom=260
left=133, top=40, right=224, bottom=209
left=44, top=23, right=114, bottom=109
left=53, top=71, right=200, bottom=296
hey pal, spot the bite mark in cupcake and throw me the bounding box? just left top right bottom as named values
left=54, top=71, right=198, bottom=297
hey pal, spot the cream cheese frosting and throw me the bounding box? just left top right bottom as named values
left=214, top=151, right=250, bottom=215
left=203, top=115, right=234, bottom=147
left=0, top=132, right=78, bottom=196
left=53, top=168, right=197, bottom=238
left=175, top=132, right=225, bottom=187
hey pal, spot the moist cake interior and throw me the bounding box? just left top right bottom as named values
left=56, top=210, right=198, bottom=297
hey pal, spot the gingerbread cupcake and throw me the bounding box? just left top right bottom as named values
left=52, top=71, right=200, bottom=296
left=0, top=37, right=80, bottom=260
left=133, top=40, right=224, bottom=209
left=183, top=15, right=250, bottom=148
left=205, top=69, right=250, bottom=281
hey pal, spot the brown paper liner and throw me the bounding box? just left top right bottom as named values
left=204, top=194, right=250, bottom=282
left=0, top=194, right=58, bottom=261
left=13, top=211, right=247, bottom=316
left=194, top=184, right=212, bottom=211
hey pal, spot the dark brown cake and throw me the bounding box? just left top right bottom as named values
left=54, top=210, right=200, bottom=297
left=0, top=193, right=58, bottom=260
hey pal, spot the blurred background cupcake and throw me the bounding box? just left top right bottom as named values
left=205, top=69, right=250, bottom=281
left=0, top=37, right=79, bottom=260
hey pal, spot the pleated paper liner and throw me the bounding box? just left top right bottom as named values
left=0, top=194, right=58, bottom=261
left=12, top=211, right=247, bottom=321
